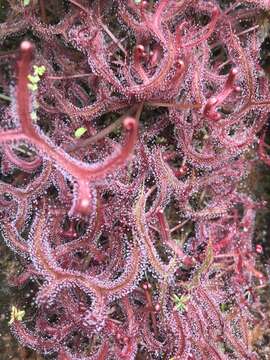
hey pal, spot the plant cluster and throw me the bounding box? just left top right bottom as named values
left=0, top=0, right=270, bottom=359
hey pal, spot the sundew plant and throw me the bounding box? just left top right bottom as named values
left=0, top=0, right=270, bottom=359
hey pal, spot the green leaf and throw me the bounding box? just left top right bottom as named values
left=33, top=65, right=46, bottom=76
left=27, top=74, right=40, bottom=84
left=9, top=306, right=25, bottom=325
left=74, top=127, right=87, bottom=138
left=220, top=302, right=233, bottom=313
left=27, top=83, right=38, bottom=92
left=23, top=0, right=30, bottom=6
left=220, top=303, right=227, bottom=312
left=172, top=294, right=190, bottom=313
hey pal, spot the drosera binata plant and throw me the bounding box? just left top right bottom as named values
left=0, top=0, right=269, bottom=359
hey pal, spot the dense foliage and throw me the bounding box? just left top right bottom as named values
left=0, top=0, right=270, bottom=359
